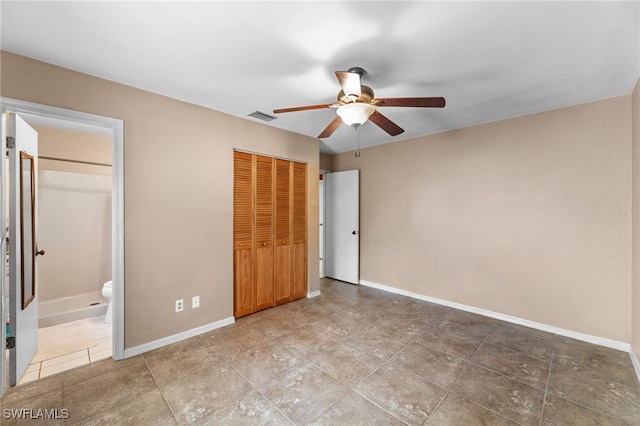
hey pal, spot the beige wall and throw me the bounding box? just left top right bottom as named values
left=320, top=153, right=333, bottom=172
left=333, top=96, right=632, bottom=342
left=632, top=77, right=640, bottom=356
left=36, top=125, right=112, bottom=175
left=1, top=51, right=319, bottom=348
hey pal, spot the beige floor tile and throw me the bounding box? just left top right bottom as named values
left=41, top=349, right=89, bottom=368
left=17, top=369, right=40, bottom=385
left=89, top=347, right=112, bottom=362
left=40, top=354, right=90, bottom=379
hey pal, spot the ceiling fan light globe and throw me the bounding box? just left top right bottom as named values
left=337, top=103, right=375, bottom=126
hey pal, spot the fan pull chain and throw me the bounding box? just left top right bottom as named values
left=354, top=126, right=361, bottom=158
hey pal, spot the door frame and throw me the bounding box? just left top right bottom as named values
left=0, top=98, right=125, bottom=396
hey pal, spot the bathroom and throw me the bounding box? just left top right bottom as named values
left=16, top=122, right=113, bottom=384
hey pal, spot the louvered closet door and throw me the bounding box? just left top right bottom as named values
left=291, top=161, right=307, bottom=300
left=255, top=155, right=275, bottom=311
left=233, top=151, right=254, bottom=318
left=274, top=159, right=292, bottom=305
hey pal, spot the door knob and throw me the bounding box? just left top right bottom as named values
left=352, top=231, right=357, bottom=235
left=36, top=249, right=45, bottom=256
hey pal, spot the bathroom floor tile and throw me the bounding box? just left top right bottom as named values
left=40, top=352, right=90, bottom=379
left=17, top=369, right=40, bottom=385
left=41, top=349, right=89, bottom=369
left=89, top=347, right=112, bottom=362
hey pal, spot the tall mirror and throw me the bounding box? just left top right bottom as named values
left=20, top=151, right=35, bottom=309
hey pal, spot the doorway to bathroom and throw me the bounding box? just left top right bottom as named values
left=0, top=99, right=124, bottom=396
left=23, top=122, right=113, bottom=385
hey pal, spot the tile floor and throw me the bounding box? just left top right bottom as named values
left=17, top=316, right=112, bottom=385
left=1, top=278, right=640, bottom=425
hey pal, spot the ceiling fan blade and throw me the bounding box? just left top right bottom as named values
left=318, top=116, right=343, bottom=139
left=335, top=71, right=361, bottom=97
left=273, top=104, right=335, bottom=114
left=374, top=97, right=446, bottom=108
left=369, top=110, right=404, bottom=136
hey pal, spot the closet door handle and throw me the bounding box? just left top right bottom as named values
left=36, top=249, right=45, bottom=256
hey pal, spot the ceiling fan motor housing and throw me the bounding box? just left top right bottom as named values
left=338, top=85, right=375, bottom=104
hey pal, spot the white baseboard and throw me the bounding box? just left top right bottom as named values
left=631, top=347, right=640, bottom=382
left=307, top=290, right=321, bottom=298
left=359, top=279, right=631, bottom=353
left=123, top=316, right=235, bottom=358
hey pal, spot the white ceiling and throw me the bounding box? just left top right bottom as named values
left=1, top=1, right=638, bottom=154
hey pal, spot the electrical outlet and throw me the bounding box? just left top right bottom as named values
left=175, top=299, right=184, bottom=312
left=192, top=296, right=200, bottom=309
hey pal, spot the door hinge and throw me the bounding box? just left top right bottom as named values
left=6, top=136, right=15, bottom=149
left=6, top=336, right=15, bottom=349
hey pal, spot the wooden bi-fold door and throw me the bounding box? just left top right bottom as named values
left=233, top=151, right=307, bottom=318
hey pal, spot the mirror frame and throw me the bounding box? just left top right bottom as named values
left=20, top=151, right=36, bottom=309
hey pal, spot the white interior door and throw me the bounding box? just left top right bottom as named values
left=7, top=113, right=39, bottom=386
left=325, top=169, right=360, bottom=284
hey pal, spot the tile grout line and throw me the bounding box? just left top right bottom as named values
left=140, top=354, right=181, bottom=425
left=539, top=334, right=557, bottom=426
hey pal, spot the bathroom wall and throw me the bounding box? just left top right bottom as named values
left=35, top=126, right=112, bottom=302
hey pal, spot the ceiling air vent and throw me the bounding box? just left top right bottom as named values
left=248, top=110, right=277, bottom=122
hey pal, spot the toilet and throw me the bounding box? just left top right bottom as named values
left=102, top=280, right=113, bottom=324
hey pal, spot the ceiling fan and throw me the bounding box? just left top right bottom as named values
left=273, top=67, right=445, bottom=139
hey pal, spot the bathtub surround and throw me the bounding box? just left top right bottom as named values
left=38, top=170, right=112, bottom=303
